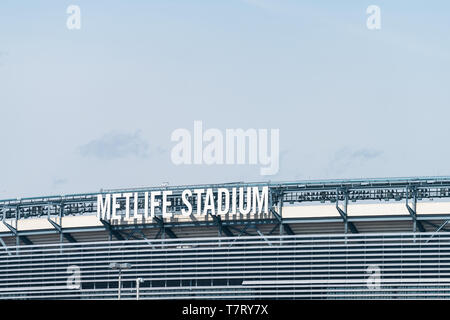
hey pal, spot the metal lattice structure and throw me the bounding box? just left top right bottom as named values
left=2, top=233, right=450, bottom=299
left=2, top=176, right=450, bottom=299
left=1, top=176, right=450, bottom=243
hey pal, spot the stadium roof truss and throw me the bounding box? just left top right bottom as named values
left=2, top=176, right=450, bottom=245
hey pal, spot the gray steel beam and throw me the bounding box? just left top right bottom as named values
left=228, top=225, right=252, bottom=236
left=270, top=208, right=281, bottom=222
left=254, top=226, right=272, bottom=246
left=268, top=223, right=281, bottom=235
left=122, top=229, right=139, bottom=240
left=228, top=223, right=254, bottom=247
left=406, top=187, right=426, bottom=232
left=275, top=191, right=295, bottom=235
left=62, top=232, right=77, bottom=243
left=426, top=220, right=450, bottom=243
left=135, top=229, right=156, bottom=249
left=208, top=214, right=234, bottom=237
left=0, top=237, right=11, bottom=256
left=153, top=217, right=177, bottom=238
left=47, top=218, right=77, bottom=243
left=2, top=221, right=33, bottom=245
left=154, top=229, right=162, bottom=239
left=282, top=223, right=295, bottom=235
left=422, top=220, right=450, bottom=232
left=100, top=219, right=125, bottom=241
left=336, top=189, right=358, bottom=234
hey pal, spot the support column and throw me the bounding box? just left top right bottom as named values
left=336, top=189, right=358, bottom=234
left=406, top=187, right=425, bottom=233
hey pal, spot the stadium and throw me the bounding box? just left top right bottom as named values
left=2, top=176, right=450, bottom=299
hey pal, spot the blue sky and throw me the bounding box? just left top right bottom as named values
left=0, top=1, right=450, bottom=198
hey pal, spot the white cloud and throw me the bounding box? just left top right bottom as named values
left=79, top=130, right=149, bottom=160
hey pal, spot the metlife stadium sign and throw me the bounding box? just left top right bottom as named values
left=97, top=186, right=269, bottom=221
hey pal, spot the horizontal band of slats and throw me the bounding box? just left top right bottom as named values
left=2, top=232, right=450, bottom=299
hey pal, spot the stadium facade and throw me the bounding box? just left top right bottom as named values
left=2, top=176, right=450, bottom=299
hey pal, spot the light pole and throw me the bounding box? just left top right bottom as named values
left=136, top=278, right=144, bottom=300
left=109, top=262, right=132, bottom=300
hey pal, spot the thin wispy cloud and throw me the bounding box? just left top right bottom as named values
left=349, top=149, right=382, bottom=160
left=326, top=147, right=383, bottom=177
left=79, top=130, right=149, bottom=160
left=53, top=178, right=68, bottom=186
